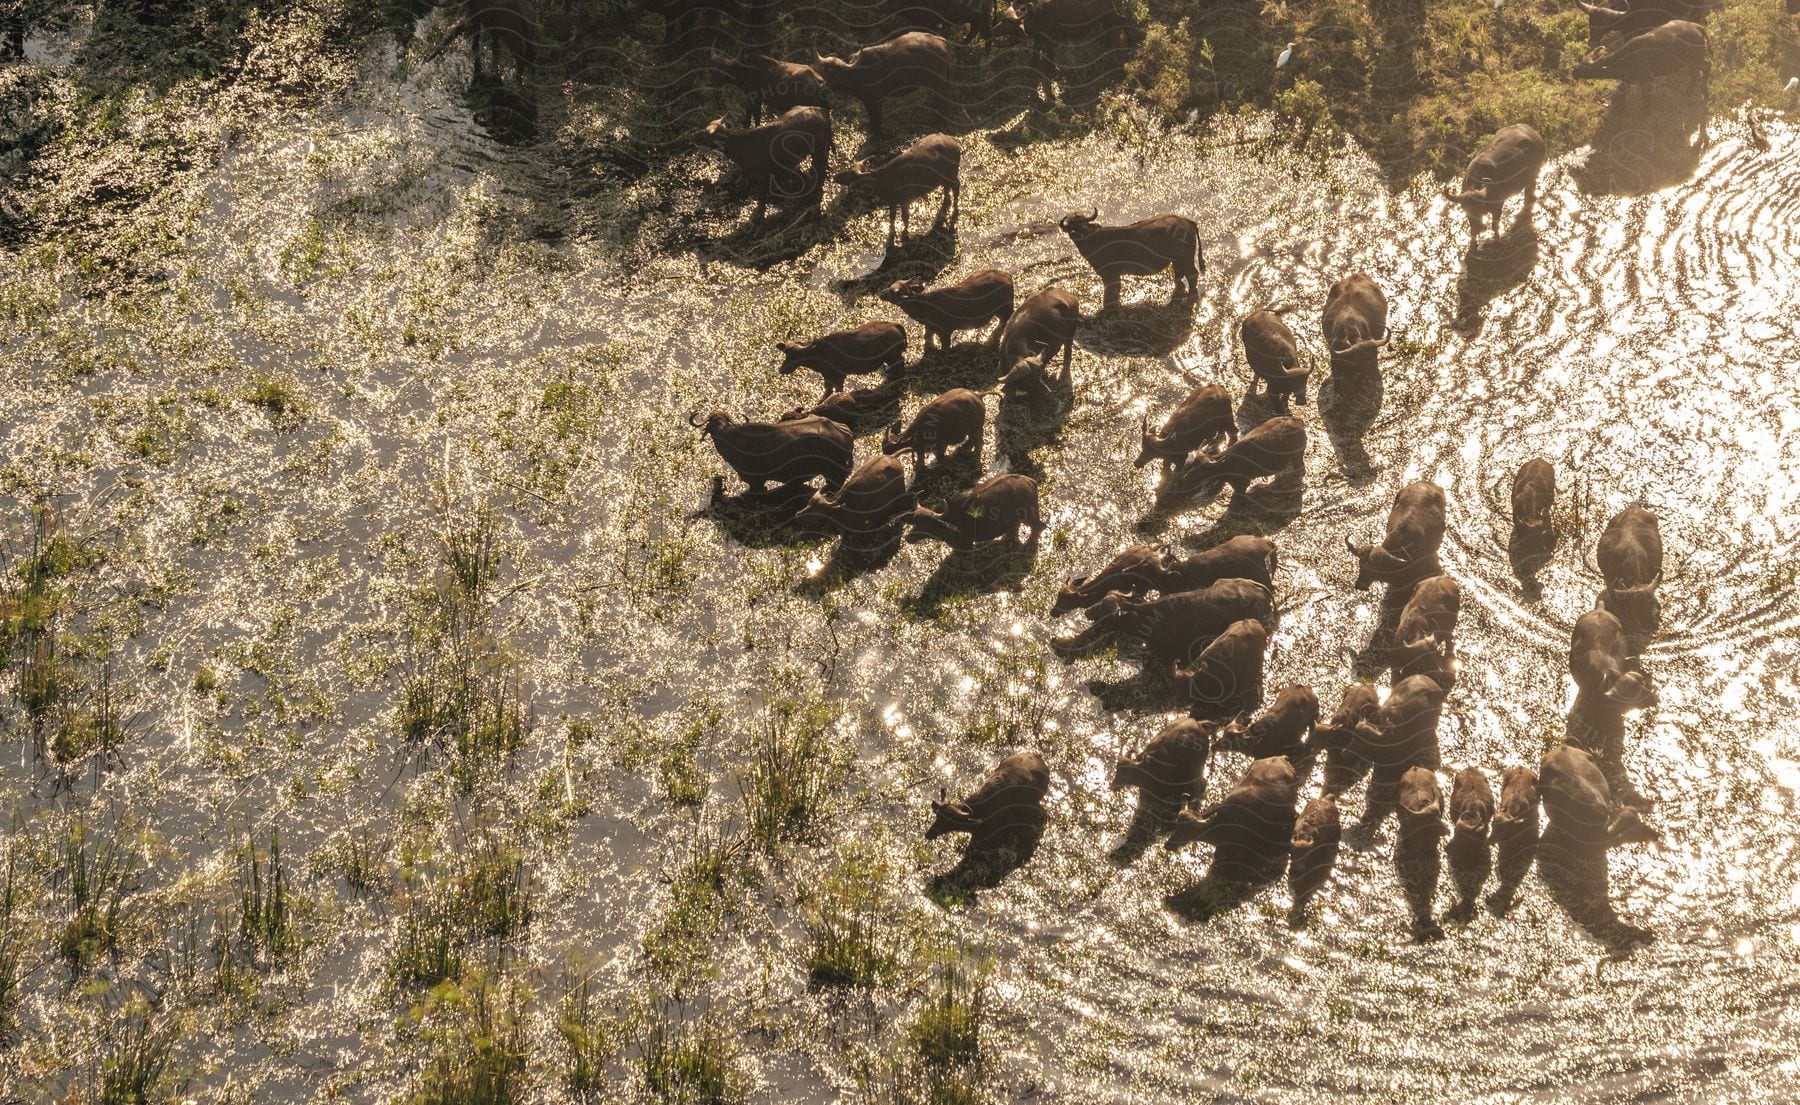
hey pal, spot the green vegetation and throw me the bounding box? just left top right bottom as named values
left=910, top=955, right=988, bottom=1070
left=738, top=695, right=842, bottom=855
left=558, top=975, right=621, bottom=1097
left=639, top=1009, right=746, bottom=1105
left=409, top=972, right=530, bottom=1105
left=58, top=818, right=133, bottom=979
left=97, top=1004, right=181, bottom=1105
left=237, top=832, right=295, bottom=968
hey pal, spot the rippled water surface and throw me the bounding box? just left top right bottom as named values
left=4, top=44, right=1800, bottom=1102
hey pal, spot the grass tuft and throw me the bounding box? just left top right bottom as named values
left=58, top=818, right=132, bottom=979
left=638, top=1008, right=745, bottom=1105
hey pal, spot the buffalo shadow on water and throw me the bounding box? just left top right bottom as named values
left=1077, top=299, right=1198, bottom=359
left=904, top=535, right=1040, bottom=617
left=1164, top=842, right=1288, bottom=923
left=795, top=527, right=907, bottom=593
left=702, top=477, right=827, bottom=548
left=1454, top=218, right=1540, bottom=336
left=830, top=219, right=959, bottom=301
left=1535, top=827, right=1655, bottom=953
left=1137, top=458, right=1305, bottom=539
left=1350, top=580, right=1411, bottom=682
left=465, top=73, right=539, bottom=144
left=1108, top=790, right=1196, bottom=867
left=1317, top=362, right=1383, bottom=483
left=992, top=386, right=1073, bottom=470
left=906, top=445, right=985, bottom=501
left=927, top=809, right=1047, bottom=907
left=1571, top=83, right=1710, bottom=197
left=902, top=341, right=1006, bottom=395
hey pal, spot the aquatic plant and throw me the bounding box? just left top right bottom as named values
left=409, top=971, right=529, bottom=1105
left=910, top=955, right=988, bottom=1069
left=96, top=1004, right=180, bottom=1105
left=237, top=831, right=294, bottom=968
left=738, top=694, right=841, bottom=855
left=638, top=1007, right=745, bottom=1105
left=57, top=818, right=132, bottom=979
left=557, top=974, right=620, bottom=1097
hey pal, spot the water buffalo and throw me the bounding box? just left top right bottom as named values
left=882, top=388, right=986, bottom=470
left=1166, top=756, right=1297, bottom=862
left=1390, top=574, right=1461, bottom=686
left=1214, top=685, right=1320, bottom=766
left=1058, top=210, right=1202, bottom=309
left=1569, top=607, right=1657, bottom=710
left=795, top=454, right=913, bottom=535
left=1446, top=123, right=1545, bottom=242
left=1349, top=674, right=1447, bottom=775
left=815, top=31, right=951, bottom=136
left=1112, top=717, right=1213, bottom=805
left=703, top=49, right=827, bottom=122
left=996, top=286, right=1081, bottom=393
left=1134, top=384, right=1236, bottom=472
left=903, top=472, right=1041, bottom=548
left=1287, top=794, right=1341, bottom=927
left=1510, top=457, right=1556, bottom=580
left=422, top=0, right=539, bottom=79
left=1345, top=480, right=1447, bottom=591
left=1444, top=766, right=1494, bottom=924
left=881, top=270, right=1014, bottom=351
left=1538, top=744, right=1658, bottom=848
left=1321, top=273, right=1390, bottom=372
left=1006, top=0, right=1138, bottom=99
left=777, top=321, right=906, bottom=398
left=1240, top=308, right=1312, bottom=407
left=1179, top=618, right=1269, bottom=719
left=1572, top=20, right=1708, bottom=85
left=1049, top=534, right=1277, bottom=616
left=1485, top=764, right=1540, bottom=915
left=693, top=411, right=853, bottom=492
left=1315, top=683, right=1382, bottom=795
left=1577, top=0, right=1708, bottom=45
left=1395, top=765, right=1447, bottom=941
left=1159, top=415, right=1306, bottom=501
left=1053, top=578, right=1272, bottom=668
left=835, top=133, right=962, bottom=242
left=699, top=106, right=832, bottom=220
left=779, top=390, right=859, bottom=427
left=1595, top=504, right=1662, bottom=650
left=927, top=751, right=1050, bottom=844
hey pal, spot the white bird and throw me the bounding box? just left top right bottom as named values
left=1786, top=76, right=1799, bottom=94
left=1276, top=42, right=1296, bottom=69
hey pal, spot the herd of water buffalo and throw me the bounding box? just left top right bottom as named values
left=667, top=1, right=1716, bottom=943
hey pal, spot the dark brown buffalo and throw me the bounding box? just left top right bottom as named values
left=1595, top=504, right=1662, bottom=650
left=1049, top=534, right=1277, bottom=617
left=777, top=321, right=907, bottom=398
left=1059, top=210, right=1202, bottom=309
left=996, top=286, right=1081, bottom=393
left=1446, top=123, right=1546, bottom=241
left=1134, top=383, right=1235, bottom=472
left=1240, top=308, right=1312, bottom=407
left=835, top=133, right=962, bottom=242
left=881, top=269, right=1014, bottom=351
left=1577, top=0, right=1708, bottom=46
left=815, top=31, right=951, bottom=136
left=1444, top=766, right=1494, bottom=924
left=1509, top=457, right=1556, bottom=580
left=1345, top=480, right=1446, bottom=590
left=1343, top=675, right=1448, bottom=833
left=778, top=390, right=859, bottom=427
left=1160, top=415, right=1306, bottom=501
left=1390, top=574, right=1461, bottom=686
left=1321, top=273, right=1390, bottom=372
left=1395, top=765, right=1447, bottom=941
left=882, top=388, right=986, bottom=468
left=795, top=454, right=913, bottom=534
left=699, top=106, right=832, bottom=220
left=1287, top=794, right=1341, bottom=927
left=903, top=473, right=1041, bottom=548
left=692, top=411, right=852, bottom=492
left=1572, top=20, right=1708, bottom=84
left=1485, top=765, right=1540, bottom=915
left=1315, top=683, right=1382, bottom=796
left=1539, top=744, right=1658, bottom=849
left=1569, top=608, right=1657, bottom=710
left=1006, top=0, right=1138, bottom=100
left=703, top=49, right=827, bottom=122
left=1214, top=684, right=1320, bottom=766
left=1112, top=717, right=1212, bottom=805
left=927, top=750, right=1050, bottom=844
left=1165, top=755, right=1298, bottom=860
left=1051, top=578, right=1273, bottom=673
left=1180, top=618, right=1268, bottom=719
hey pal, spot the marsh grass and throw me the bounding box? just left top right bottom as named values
left=390, top=834, right=532, bottom=990
left=558, top=974, right=621, bottom=1097
left=643, top=828, right=749, bottom=990
left=0, top=850, right=19, bottom=1043
left=638, top=1006, right=745, bottom=1105
left=909, top=955, right=988, bottom=1070
left=737, top=696, right=842, bottom=855
left=409, top=970, right=529, bottom=1105
left=237, top=832, right=294, bottom=969
left=97, top=1004, right=180, bottom=1105
left=804, top=843, right=904, bottom=990
left=58, top=818, right=132, bottom=979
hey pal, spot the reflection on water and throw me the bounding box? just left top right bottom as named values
left=3, top=37, right=1799, bottom=1098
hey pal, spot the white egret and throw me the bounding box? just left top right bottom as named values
left=1276, top=42, right=1296, bottom=69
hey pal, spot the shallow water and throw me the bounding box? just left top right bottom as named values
left=3, top=40, right=1800, bottom=1102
